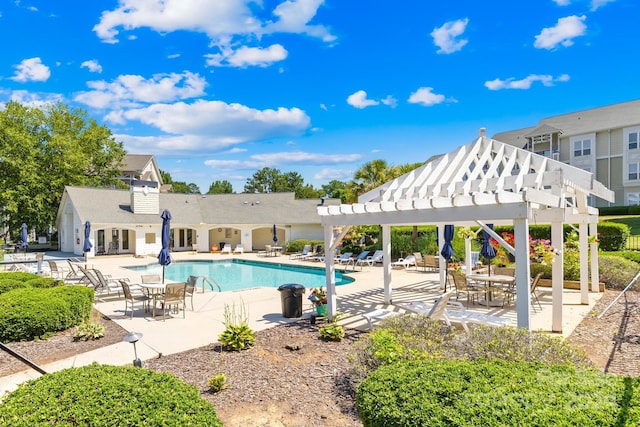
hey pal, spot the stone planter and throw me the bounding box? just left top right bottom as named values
left=538, top=278, right=605, bottom=292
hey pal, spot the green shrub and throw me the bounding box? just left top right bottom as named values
left=218, top=303, right=256, bottom=351
left=348, top=318, right=592, bottom=381
left=604, top=250, right=640, bottom=264
left=0, top=363, right=223, bottom=426
left=0, top=286, right=94, bottom=342
left=0, top=272, right=40, bottom=282
left=0, top=279, right=28, bottom=295
left=319, top=323, right=345, bottom=341
left=356, top=360, right=640, bottom=427
left=24, top=277, right=59, bottom=288
left=598, top=255, right=640, bottom=290
left=285, top=239, right=323, bottom=253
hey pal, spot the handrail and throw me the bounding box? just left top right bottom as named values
left=0, top=342, right=47, bottom=375
left=201, top=276, right=222, bottom=293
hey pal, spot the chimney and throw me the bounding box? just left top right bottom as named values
left=479, top=128, right=486, bottom=138
left=130, top=180, right=160, bottom=214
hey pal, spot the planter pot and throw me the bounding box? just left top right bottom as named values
left=315, top=304, right=327, bottom=317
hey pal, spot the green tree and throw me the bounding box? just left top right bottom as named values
left=321, top=180, right=350, bottom=203
left=159, top=170, right=200, bottom=194
left=207, top=180, right=234, bottom=194
left=243, top=167, right=318, bottom=198
left=0, top=101, right=126, bottom=235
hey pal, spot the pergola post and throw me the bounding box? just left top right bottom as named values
left=513, top=218, right=531, bottom=330
left=323, top=225, right=337, bottom=320
left=589, top=222, right=599, bottom=292
left=437, top=226, right=446, bottom=290
left=381, top=225, right=392, bottom=304
left=551, top=221, right=564, bottom=333
left=579, top=223, right=589, bottom=304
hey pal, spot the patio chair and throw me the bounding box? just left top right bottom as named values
left=220, top=244, right=232, bottom=254
left=233, top=244, right=244, bottom=254
left=66, top=260, right=86, bottom=282
left=448, top=270, right=483, bottom=305
left=362, top=250, right=384, bottom=266
left=120, top=280, right=151, bottom=319
left=78, top=266, right=120, bottom=296
left=391, top=255, right=416, bottom=270
left=185, top=275, right=199, bottom=310
left=504, top=272, right=543, bottom=311
left=47, top=260, right=70, bottom=280
left=158, top=282, right=187, bottom=321
left=258, top=244, right=272, bottom=257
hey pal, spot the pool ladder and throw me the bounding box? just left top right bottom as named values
left=197, top=276, right=222, bottom=293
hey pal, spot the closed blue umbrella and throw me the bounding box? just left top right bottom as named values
left=158, top=209, right=172, bottom=283
left=83, top=221, right=93, bottom=253
left=480, top=224, right=497, bottom=275
left=272, top=224, right=278, bottom=243
left=21, top=223, right=28, bottom=254
left=440, top=224, right=455, bottom=291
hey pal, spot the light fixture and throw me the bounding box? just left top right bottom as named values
left=123, top=331, right=143, bottom=367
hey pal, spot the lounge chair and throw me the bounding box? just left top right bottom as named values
left=363, top=250, right=384, bottom=266
left=290, top=244, right=311, bottom=260
left=363, top=291, right=456, bottom=329
left=346, top=250, right=370, bottom=270
left=391, top=255, right=416, bottom=269
left=335, top=252, right=353, bottom=264
left=78, top=266, right=121, bottom=296
left=66, top=260, right=86, bottom=282
left=220, top=245, right=232, bottom=254
left=47, top=260, right=70, bottom=280
left=233, top=244, right=244, bottom=254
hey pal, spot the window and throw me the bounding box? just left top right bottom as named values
left=629, top=163, right=640, bottom=181
left=573, top=139, right=591, bottom=157
left=145, top=233, right=156, bottom=244
left=628, top=193, right=640, bottom=206
left=629, top=131, right=639, bottom=150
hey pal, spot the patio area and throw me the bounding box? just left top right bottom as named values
left=0, top=251, right=603, bottom=394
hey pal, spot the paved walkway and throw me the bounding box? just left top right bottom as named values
left=0, top=251, right=603, bottom=395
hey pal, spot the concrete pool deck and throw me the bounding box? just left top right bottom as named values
left=0, top=251, right=603, bottom=395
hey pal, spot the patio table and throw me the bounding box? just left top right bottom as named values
left=139, top=282, right=166, bottom=316
left=465, top=274, right=515, bottom=307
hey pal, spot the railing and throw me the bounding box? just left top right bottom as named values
left=194, top=276, right=222, bottom=293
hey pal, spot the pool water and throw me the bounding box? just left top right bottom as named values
left=124, top=259, right=354, bottom=292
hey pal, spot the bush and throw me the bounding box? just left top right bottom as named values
left=0, top=363, right=223, bottom=426
left=0, top=272, right=40, bottom=282
left=0, top=286, right=94, bottom=342
left=0, top=279, right=28, bottom=295
left=348, top=317, right=592, bottom=381
left=24, top=277, right=59, bottom=288
left=356, top=360, right=640, bottom=427
left=598, top=255, right=640, bottom=290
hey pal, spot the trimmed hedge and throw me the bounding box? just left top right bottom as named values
left=0, top=363, right=223, bottom=426
left=0, top=286, right=94, bottom=341
left=357, top=359, right=640, bottom=427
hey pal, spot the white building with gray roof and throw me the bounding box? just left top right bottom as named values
left=56, top=182, right=337, bottom=257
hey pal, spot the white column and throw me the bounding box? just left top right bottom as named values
left=464, top=237, right=472, bottom=273
left=514, top=219, right=531, bottom=330
left=589, top=222, right=600, bottom=292
left=382, top=225, right=392, bottom=304
left=551, top=221, right=564, bottom=333
left=579, top=223, right=589, bottom=304
left=324, top=226, right=337, bottom=320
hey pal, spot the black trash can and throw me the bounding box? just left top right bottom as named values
left=277, top=283, right=306, bottom=318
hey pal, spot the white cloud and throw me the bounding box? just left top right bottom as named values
left=591, top=0, right=616, bottom=11
left=347, top=90, right=379, bottom=109
left=11, top=57, right=50, bottom=82
left=484, top=73, right=571, bottom=90
left=251, top=151, right=361, bottom=164
left=552, top=0, right=570, bottom=5
left=226, top=147, right=248, bottom=154
left=314, top=168, right=354, bottom=180
left=74, top=71, right=207, bottom=109
left=206, top=44, right=288, bottom=68
left=263, top=0, right=336, bottom=43
left=80, top=59, right=103, bottom=73
left=320, top=103, right=328, bottom=111
left=8, top=90, right=63, bottom=107
left=381, top=95, right=398, bottom=108
left=118, top=100, right=310, bottom=147
left=407, top=87, right=446, bottom=106
left=534, top=15, right=586, bottom=49
left=204, top=151, right=361, bottom=171
left=93, top=0, right=334, bottom=65
left=431, top=18, right=469, bottom=54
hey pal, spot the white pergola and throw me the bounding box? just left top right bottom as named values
left=318, top=131, right=615, bottom=331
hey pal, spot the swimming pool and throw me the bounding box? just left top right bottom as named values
left=124, top=259, right=354, bottom=292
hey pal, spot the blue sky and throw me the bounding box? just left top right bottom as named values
left=1, top=0, right=637, bottom=193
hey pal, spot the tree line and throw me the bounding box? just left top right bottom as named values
left=0, top=101, right=424, bottom=239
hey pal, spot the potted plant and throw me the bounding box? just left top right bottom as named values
left=308, top=287, right=328, bottom=317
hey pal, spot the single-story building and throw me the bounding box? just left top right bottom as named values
left=56, top=182, right=338, bottom=257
